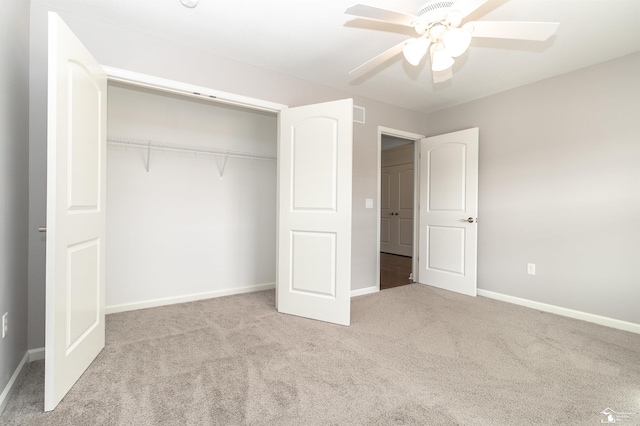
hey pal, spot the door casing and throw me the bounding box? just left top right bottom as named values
left=376, top=127, right=424, bottom=291
left=380, top=152, right=415, bottom=257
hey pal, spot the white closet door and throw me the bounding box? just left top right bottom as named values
left=277, top=99, right=353, bottom=326
left=45, top=12, right=107, bottom=411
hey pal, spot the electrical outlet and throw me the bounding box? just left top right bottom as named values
left=2, top=313, right=7, bottom=339
left=527, top=263, right=536, bottom=276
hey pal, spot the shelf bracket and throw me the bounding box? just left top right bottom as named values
left=215, top=153, right=229, bottom=179
left=145, top=141, right=151, bottom=172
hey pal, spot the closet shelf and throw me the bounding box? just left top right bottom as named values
left=108, top=136, right=275, bottom=177
left=107, top=137, right=276, bottom=162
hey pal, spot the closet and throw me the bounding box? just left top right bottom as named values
left=45, top=13, right=353, bottom=410
left=105, top=82, right=278, bottom=310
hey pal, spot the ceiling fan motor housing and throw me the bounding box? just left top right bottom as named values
left=417, top=0, right=455, bottom=23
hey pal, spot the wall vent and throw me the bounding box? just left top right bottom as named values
left=353, top=105, right=365, bottom=124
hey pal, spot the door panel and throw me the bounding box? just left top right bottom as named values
left=380, top=170, right=392, bottom=250
left=427, top=226, right=465, bottom=274
left=418, top=128, right=478, bottom=296
left=399, top=219, right=414, bottom=247
left=291, top=231, right=337, bottom=296
left=45, top=13, right=107, bottom=411
left=277, top=99, right=353, bottom=326
left=380, top=217, right=391, bottom=246
left=292, top=117, right=337, bottom=210
left=428, top=144, right=466, bottom=211
left=399, top=168, right=414, bottom=210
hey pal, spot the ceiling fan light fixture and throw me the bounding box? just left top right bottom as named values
left=411, top=19, right=427, bottom=35
left=442, top=27, right=472, bottom=57
left=446, top=11, right=463, bottom=27
left=428, top=23, right=447, bottom=40
left=403, top=37, right=430, bottom=66
left=430, top=42, right=454, bottom=72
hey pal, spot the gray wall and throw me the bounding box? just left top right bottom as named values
left=27, top=4, right=427, bottom=347
left=425, top=52, right=640, bottom=325
left=0, top=0, right=30, bottom=396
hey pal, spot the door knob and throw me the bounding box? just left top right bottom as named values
left=460, top=217, right=476, bottom=223
left=38, top=227, right=47, bottom=232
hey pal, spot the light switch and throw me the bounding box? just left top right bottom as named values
left=527, top=263, right=536, bottom=275
left=365, top=198, right=373, bottom=209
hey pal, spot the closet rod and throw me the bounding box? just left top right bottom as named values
left=107, top=137, right=276, bottom=161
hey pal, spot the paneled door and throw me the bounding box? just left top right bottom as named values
left=380, top=163, right=414, bottom=256
left=277, top=99, right=353, bottom=326
left=418, top=128, right=478, bottom=296
left=45, top=12, right=107, bottom=411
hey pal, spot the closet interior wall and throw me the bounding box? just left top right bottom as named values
left=106, top=83, right=278, bottom=310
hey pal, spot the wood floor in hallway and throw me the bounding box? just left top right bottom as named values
left=380, top=253, right=412, bottom=290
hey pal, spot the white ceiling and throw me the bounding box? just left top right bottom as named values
left=38, top=0, right=640, bottom=113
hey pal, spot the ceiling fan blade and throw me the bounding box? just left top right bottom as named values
left=465, top=21, right=560, bottom=41
left=349, top=40, right=407, bottom=79
left=433, top=67, right=453, bottom=84
left=451, top=0, right=488, bottom=19
left=345, top=4, right=415, bottom=26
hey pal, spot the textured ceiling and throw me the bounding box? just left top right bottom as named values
left=36, top=0, right=640, bottom=113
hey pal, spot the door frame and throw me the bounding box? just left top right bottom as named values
left=376, top=126, right=425, bottom=291
left=103, top=66, right=287, bottom=113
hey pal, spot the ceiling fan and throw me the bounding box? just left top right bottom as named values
left=345, top=0, right=559, bottom=82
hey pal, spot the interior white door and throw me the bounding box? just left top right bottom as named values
left=45, top=12, right=107, bottom=411
left=277, top=99, right=353, bottom=326
left=380, top=163, right=414, bottom=256
left=418, top=128, right=479, bottom=296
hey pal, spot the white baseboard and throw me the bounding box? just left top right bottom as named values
left=351, top=285, right=379, bottom=297
left=28, top=347, right=45, bottom=362
left=478, top=289, right=640, bottom=335
left=105, top=282, right=276, bottom=314
left=0, top=352, right=29, bottom=415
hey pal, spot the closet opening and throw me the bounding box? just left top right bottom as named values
left=105, top=81, right=279, bottom=313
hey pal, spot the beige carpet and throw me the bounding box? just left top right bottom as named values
left=3, top=284, right=640, bottom=425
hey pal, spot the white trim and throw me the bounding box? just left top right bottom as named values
left=0, top=352, right=29, bottom=415
left=102, top=66, right=288, bottom=113
left=478, top=289, right=640, bottom=335
left=377, top=126, right=425, bottom=290
left=28, top=347, right=46, bottom=362
left=105, top=282, right=276, bottom=314
left=378, top=126, right=425, bottom=141
left=351, top=286, right=379, bottom=297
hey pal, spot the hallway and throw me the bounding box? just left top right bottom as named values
left=380, top=253, right=412, bottom=290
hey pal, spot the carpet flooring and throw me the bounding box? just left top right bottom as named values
left=2, top=284, right=640, bottom=425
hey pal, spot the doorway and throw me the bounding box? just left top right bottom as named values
left=377, top=127, right=424, bottom=291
